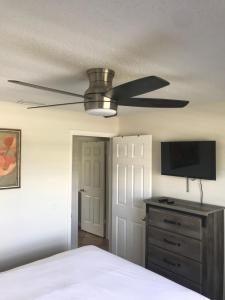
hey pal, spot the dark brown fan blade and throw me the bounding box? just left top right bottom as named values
left=118, top=98, right=189, bottom=108
left=27, top=101, right=85, bottom=109
left=104, top=112, right=117, bottom=118
left=27, top=100, right=111, bottom=109
left=8, top=80, right=84, bottom=99
left=105, top=76, right=169, bottom=99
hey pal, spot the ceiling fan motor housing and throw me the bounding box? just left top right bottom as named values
left=84, top=68, right=117, bottom=116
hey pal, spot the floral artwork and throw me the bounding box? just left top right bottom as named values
left=0, top=129, right=21, bottom=189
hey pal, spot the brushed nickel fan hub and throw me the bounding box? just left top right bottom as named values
left=85, top=68, right=115, bottom=94
left=84, top=68, right=117, bottom=116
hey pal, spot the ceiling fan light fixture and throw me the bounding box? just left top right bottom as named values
left=86, top=108, right=117, bottom=116
left=84, top=94, right=117, bottom=117
left=9, top=67, right=188, bottom=114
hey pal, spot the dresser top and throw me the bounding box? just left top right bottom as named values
left=144, top=197, right=224, bottom=216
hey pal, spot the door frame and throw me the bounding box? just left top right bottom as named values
left=69, top=130, right=116, bottom=250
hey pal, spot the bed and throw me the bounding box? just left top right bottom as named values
left=0, top=246, right=208, bottom=300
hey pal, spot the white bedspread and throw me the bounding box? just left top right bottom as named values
left=0, top=246, right=208, bottom=300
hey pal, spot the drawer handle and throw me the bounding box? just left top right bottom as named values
left=163, top=238, right=181, bottom=247
left=163, top=258, right=181, bottom=268
left=163, top=219, right=181, bottom=226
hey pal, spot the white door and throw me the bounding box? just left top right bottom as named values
left=112, top=135, right=152, bottom=266
left=81, top=141, right=105, bottom=237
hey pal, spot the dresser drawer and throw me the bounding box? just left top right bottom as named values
left=148, top=263, right=202, bottom=293
left=148, top=245, right=202, bottom=284
left=148, top=227, right=202, bottom=262
left=148, top=207, right=202, bottom=239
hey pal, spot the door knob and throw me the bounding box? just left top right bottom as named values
left=79, top=189, right=85, bottom=192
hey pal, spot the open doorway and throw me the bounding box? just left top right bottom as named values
left=71, top=135, right=111, bottom=251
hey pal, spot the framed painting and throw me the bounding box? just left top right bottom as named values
left=0, top=129, right=21, bottom=189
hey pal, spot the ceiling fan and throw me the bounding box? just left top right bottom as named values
left=8, top=68, right=189, bottom=117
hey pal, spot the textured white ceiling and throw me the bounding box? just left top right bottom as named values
left=0, top=0, right=225, bottom=114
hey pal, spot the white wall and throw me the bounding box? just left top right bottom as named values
left=119, top=104, right=225, bottom=207
left=0, top=101, right=118, bottom=271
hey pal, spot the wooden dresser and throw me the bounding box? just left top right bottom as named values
left=144, top=197, right=224, bottom=300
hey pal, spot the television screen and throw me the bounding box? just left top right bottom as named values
left=161, top=141, right=216, bottom=180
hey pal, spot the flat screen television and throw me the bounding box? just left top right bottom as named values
left=161, top=141, right=216, bottom=180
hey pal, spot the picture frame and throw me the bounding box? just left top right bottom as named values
left=0, top=129, right=21, bottom=189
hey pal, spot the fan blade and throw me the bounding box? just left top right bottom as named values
left=118, top=98, right=189, bottom=108
left=8, top=80, right=84, bottom=99
left=104, top=112, right=117, bottom=118
left=106, top=76, right=169, bottom=99
left=27, top=101, right=85, bottom=109
left=27, top=100, right=111, bottom=109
